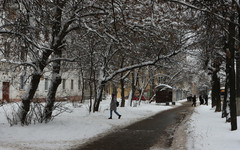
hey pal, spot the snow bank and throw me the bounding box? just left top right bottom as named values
left=187, top=105, right=240, bottom=150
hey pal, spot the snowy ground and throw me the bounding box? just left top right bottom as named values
left=0, top=97, right=240, bottom=150
left=0, top=96, right=178, bottom=150
left=187, top=104, right=240, bottom=150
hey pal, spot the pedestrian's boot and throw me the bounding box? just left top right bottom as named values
left=108, top=117, right=112, bottom=119
left=118, top=115, right=121, bottom=119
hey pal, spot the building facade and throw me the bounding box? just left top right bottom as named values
left=0, top=65, right=82, bottom=103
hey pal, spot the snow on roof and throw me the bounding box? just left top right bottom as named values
left=155, top=84, right=172, bottom=89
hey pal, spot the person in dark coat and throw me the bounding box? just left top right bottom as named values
left=199, top=95, right=204, bottom=105
left=192, top=95, right=196, bottom=107
left=205, top=95, right=208, bottom=105
left=108, top=94, right=121, bottom=119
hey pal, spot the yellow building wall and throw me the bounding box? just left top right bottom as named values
left=107, top=69, right=165, bottom=99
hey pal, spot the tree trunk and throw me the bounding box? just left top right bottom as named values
left=89, top=80, right=93, bottom=113
left=113, top=83, right=118, bottom=96
left=211, top=63, right=221, bottom=111
left=130, top=69, right=139, bottom=106
left=19, top=73, right=42, bottom=124
left=130, top=70, right=135, bottom=107
left=211, top=79, right=216, bottom=108
left=93, top=83, right=104, bottom=112
left=236, top=51, right=240, bottom=116
left=43, top=51, right=62, bottom=122
left=120, top=77, right=125, bottom=107
left=89, top=53, right=95, bottom=113
left=138, top=77, right=147, bottom=106
left=211, top=70, right=221, bottom=112
left=120, top=57, right=125, bottom=107
left=236, top=3, right=240, bottom=116
left=222, top=51, right=230, bottom=118
left=138, top=88, right=144, bottom=106
left=43, top=72, right=61, bottom=122
left=229, top=13, right=237, bottom=130
left=42, top=1, right=65, bottom=122
left=225, top=87, right=231, bottom=122
left=149, top=69, right=155, bottom=99
left=93, top=65, right=106, bottom=112
left=80, top=68, right=85, bottom=103
left=215, top=75, right=221, bottom=112
left=19, top=47, right=52, bottom=124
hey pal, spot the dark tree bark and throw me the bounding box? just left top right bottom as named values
left=130, top=70, right=135, bottom=107
left=43, top=51, right=62, bottom=122
left=19, top=48, right=52, bottom=124
left=89, top=50, right=95, bottom=113
left=236, top=49, right=240, bottom=116
left=80, top=68, right=85, bottom=103
left=222, top=45, right=230, bottom=118
left=42, top=1, right=67, bottom=122
left=130, top=69, right=139, bottom=107
left=229, top=13, right=237, bottom=130
left=149, top=70, right=155, bottom=99
left=215, top=63, right=222, bottom=112
left=120, top=56, right=129, bottom=107
left=19, top=73, right=42, bottom=124
left=211, top=65, right=221, bottom=112
left=93, top=83, right=104, bottom=112
left=211, top=81, right=216, bottom=108
left=211, top=56, right=221, bottom=111
left=236, top=1, right=240, bottom=116
left=120, top=76, right=125, bottom=107
left=222, top=84, right=228, bottom=118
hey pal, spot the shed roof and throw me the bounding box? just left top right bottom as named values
left=155, top=84, right=172, bottom=91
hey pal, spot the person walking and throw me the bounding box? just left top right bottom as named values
left=205, top=95, right=208, bottom=105
left=108, top=94, right=121, bottom=119
left=199, top=95, right=204, bottom=105
left=192, top=95, right=196, bottom=107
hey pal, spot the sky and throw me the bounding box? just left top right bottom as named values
left=0, top=96, right=239, bottom=150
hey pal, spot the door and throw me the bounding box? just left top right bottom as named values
left=2, top=82, right=10, bottom=102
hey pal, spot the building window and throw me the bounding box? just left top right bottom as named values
left=20, top=75, right=25, bottom=90
left=45, top=78, right=48, bottom=91
left=71, top=79, right=74, bottom=90
left=62, top=79, right=65, bottom=90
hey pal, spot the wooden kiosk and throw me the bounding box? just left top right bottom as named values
left=155, top=84, right=174, bottom=105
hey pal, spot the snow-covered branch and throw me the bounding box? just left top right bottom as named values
left=168, top=0, right=238, bottom=26
left=121, top=71, right=131, bottom=80
left=0, top=59, right=39, bottom=73
left=0, top=30, right=52, bottom=52
left=47, top=57, right=78, bottom=64
left=83, top=22, right=105, bottom=38
left=104, top=49, right=180, bottom=82
left=167, top=70, right=182, bottom=85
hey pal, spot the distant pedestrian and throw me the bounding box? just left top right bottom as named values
left=199, top=95, right=204, bottom=105
left=205, top=95, right=208, bottom=105
left=192, top=95, right=196, bottom=107
left=108, top=94, right=121, bottom=119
